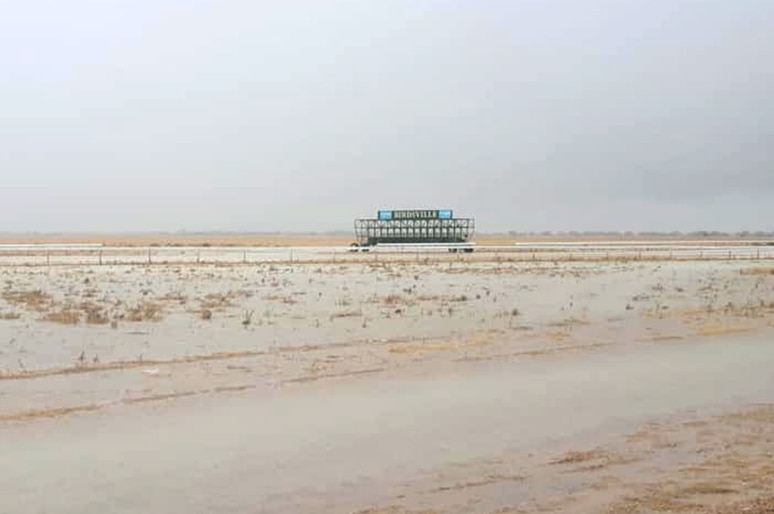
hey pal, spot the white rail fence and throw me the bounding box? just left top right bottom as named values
left=0, top=244, right=772, bottom=266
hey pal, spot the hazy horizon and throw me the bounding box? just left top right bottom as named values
left=0, top=228, right=772, bottom=238
left=2, top=1, right=772, bottom=234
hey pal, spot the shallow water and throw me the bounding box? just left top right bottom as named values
left=1, top=331, right=773, bottom=513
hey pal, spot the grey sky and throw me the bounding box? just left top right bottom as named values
left=1, top=0, right=772, bottom=233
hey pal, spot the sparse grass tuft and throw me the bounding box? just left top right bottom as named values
left=85, top=310, right=110, bottom=325
left=493, top=307, right=523, bottom=326
left=80, top=302, right=110, bottom=325
left=241, top=310, right=254, bottom=326
left=383, top=294, right=403, bottom=306
left=740, top=267, right=774, bottom=276
left=200, top=290, right=248, bottom=311
left=125, top=302, right=163, bottom=322
left=677, top=482, right=737, bottom=495
left=551, top=449, right=608, bottom=465
left=3, top=290, right=52, bottom=311
left=695, top=325, right=753, bottom=337
left=330, top=309, right=362, bottom=320
left=43, top=307, right=81, bottom=325
left=336, top=296, right=353, bottom=307
left=264, top=294, right=298, bottom=305
left=160, top=292, right=188, bottom=305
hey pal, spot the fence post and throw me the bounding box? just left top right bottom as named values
left=148, top=248, right=152, bottom=265
left=99, top=251, right=103, bottom=266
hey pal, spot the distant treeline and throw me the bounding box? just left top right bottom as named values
left=497, top=231, right=774, bottom=238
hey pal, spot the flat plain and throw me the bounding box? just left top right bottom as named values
left=1, top=241, right=773, bottom=513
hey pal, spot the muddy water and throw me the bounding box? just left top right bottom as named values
left=1, top=332, right=773, bottom=514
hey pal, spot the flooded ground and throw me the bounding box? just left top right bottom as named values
left=0, top=256, right=773, bottom=513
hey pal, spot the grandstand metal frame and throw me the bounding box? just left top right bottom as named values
left=354, top=217, right=475, bottom=246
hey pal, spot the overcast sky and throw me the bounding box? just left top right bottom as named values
left=1, top=0, right=772, bottom=233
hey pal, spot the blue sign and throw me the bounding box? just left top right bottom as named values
left=376, top=209, right=455, bottom=221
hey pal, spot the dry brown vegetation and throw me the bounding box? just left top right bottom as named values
left=665, top=300, right=774, bottom=323
left=389, top=343, right=459, bottom=354
left=78, top=301, right=110, bottom=325
left=122, top=391, right=199, bottom=405
left=593, top=406, right=774, bottom=514
left=263, top=294, right=298, bottom=305
left=200, top=291, right=249, bottom=311
left=431, top=473, right=526, bottom=493
left=33, top=300, right=113, bottom=326
left=2, top=290, right=52, bottom=311
left=381, top=293, right=474, bottom=304
left=0, top=404, right=101, bottom=423
left=551, top=449, right=610, bottom=465
left=124, top=302, right=163, bottom=322
left=160, top=292, right=188, bottom=305
left=353, top=507, right=440, bottom=514
left=85, top=309, right=110, bottom=325
left=494, top=308, right=522, bottom=319
left=380, top=293, right=415, bottom=307
left=695, top=325, right=753, bottom=337
left=0, top=311, right=21, bottom=320
left=330, top=309, right=362, bottom=319
left=740, top=267, right=774, bottom=276
left=42, top=307, right=82, bottom=325
left=382, top=293, right=403, bottom=306
left=389, top=338, right=492, bottom=355
left=716, top=496, right=774, bottom=514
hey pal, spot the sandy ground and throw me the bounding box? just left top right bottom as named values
left=0, top=233, right=356, bottom=247
left=0, top=257, right=773, bottom=513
